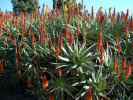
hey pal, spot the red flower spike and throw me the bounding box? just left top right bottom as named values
left=129, top=19, right=133, bottom=31
left=15, top=16, right=19, bottom=28
left=21, top=13, right=26, bottom=33
left=126, top=64, right=132, bottom=80
left=98, top=32, right=104, bottom=52
left=0, top=60, right=4, bottom=74
left=40, top=32, right=45, bottom=45
left=97, top=32, right=105, bottom=64
left=49, top=95, right=54, bottom=100
left=39, top=23, right=48, bottom=45
left=64, top=27, right=74, bottom=46
left=118, top=73, right=121, bottom=81
left=32, top=34, right=36, bottom=47
left=68, top=33, right=74, bottom=46
left=99, top=53, right=105, bottom=65
left=59, top=36, right=64, bottom=49
left=117, top=65, right=121, bottom=81
left=12, top=17, right=15, bottom=27
left=0, top=18, right=4, bottom=28
left=99, top=15, right=105, bottom=25
left=122, top=57, right=127, bottom=73
left=124, top=9, right=129, bottom=23
left=116, top=39, right=122, bottom=54
left=39, top=25, right=45, bottom=45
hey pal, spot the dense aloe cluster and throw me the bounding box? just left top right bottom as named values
left=0, top=5, right=133, bottom=100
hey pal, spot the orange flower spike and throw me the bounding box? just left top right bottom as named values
left=39, top=24, right=45, bottom=45
left=63, top=27, right=74, bottom=46
left=126, top=64, right=132, bottom=80
left=99, top=44, right=105, bottom=65
left=97, top=31, right=105, bottom=64
left=114, top=57, right=119, bottom=73
left=42, top=75, right=49, bottom=90
left=98, top=32, right=103, bottom=52
left=55, top=47, right=61, bottom=59
left=86, top=87, right=93, bottom=100
left=42, top=79, right=49, bottom=90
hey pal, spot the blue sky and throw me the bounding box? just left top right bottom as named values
left=0, top=0, right=133, bottom=14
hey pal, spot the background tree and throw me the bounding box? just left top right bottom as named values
left=53, top=0, right=56, bottom=9
left=11, top=0, right=39, bottom=14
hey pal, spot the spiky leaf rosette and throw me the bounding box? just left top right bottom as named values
left=53, top=40, right=96, bottom=75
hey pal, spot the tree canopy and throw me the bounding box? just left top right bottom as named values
left=11, top=0, right=39, bottom=14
